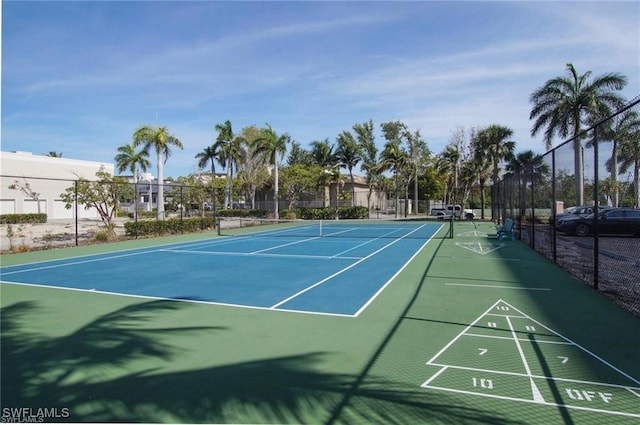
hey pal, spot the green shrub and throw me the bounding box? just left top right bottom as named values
left=124, top=217, right=217, bottom=237
left=296, top=206, right=369, bottom=220
left=0, top=213, right=47, bottom=224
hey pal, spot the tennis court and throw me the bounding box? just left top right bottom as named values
left=1, top=220, right=639, bottom=424
left=1, top=219, right=446, bottom=316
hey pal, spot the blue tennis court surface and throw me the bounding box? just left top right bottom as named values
left=0, top=221, right=443, bottom=316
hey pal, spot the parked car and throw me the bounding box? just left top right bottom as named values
left=430, top=204, right=475, bottom=220
left=556, top=208, right=640, bottom=237
left=554, top=205, right=612, bottom=227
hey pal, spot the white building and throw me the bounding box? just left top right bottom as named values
left=0, top=151, right=114, bottom=220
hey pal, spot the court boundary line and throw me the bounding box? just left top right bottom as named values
left=353, top=224, right=443, bottom=317
left=269, top=222, right=438, bottom=311
left=0, top=280, right=357, bottom=318
left=159, top=249, right=362, bottom=260
left=0, top=235, right=249, bottom=272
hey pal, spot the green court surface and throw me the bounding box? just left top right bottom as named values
left=1, top=222, right=639, bottom=424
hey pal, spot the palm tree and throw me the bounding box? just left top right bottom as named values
left=115, top=143, right=151, bottom=219
left=378, top=140, right=407, bottom=218
left=529, top=63, right=627, bottom=205
left=336, top=131, right=362, bottom=207
left=253, top=124, right=289, bottom=219
left=45, top=151, right=63, bottom=157
left=404, top=130, right=429, bottom=214
left=599, top=109, right=640, bottom=206
left=213, top=120, right=246, bottom=208
left=470, top=142, right=492, bottom=220
left=436, top=145, right=461, bottom=205
left=195, top=145, right=220, bottom=176
left=353, top=120, right=379, bottom=213
left=132, top=125, right=183, bottom=220
left=475, top=125, right=515, bottom=220
left=617, top=112, right=640, bottom=207
left=310, top=139, right=338, bottom=207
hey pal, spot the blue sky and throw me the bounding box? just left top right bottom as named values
left=2, top=1, right=639, bottom=178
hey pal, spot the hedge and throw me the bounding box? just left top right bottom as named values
left=296, top=206, right=369, bottom=220
left=124, top=217, right=218, bottom=237
left=0, top=213, right=47, bottom=224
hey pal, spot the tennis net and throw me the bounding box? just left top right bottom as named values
left=217, top=217, right=453, bottom=239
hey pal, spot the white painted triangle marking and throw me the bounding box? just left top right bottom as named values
left=457, top=230, right=489, bottom=237
left=455, top=242, right=504, bottom=255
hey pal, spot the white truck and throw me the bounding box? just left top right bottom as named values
left=430, top=204, right=475, bottom=220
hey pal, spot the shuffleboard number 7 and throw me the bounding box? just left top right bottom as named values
left=558, top=356, right=569, bottom=364
left=478, top=348, right=488, bottom=356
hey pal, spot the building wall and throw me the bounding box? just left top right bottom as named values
left=0, top=151, right=114, bottom=219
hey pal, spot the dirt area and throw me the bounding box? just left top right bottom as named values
left=528, top=225, right=640, bottom=318
left=0, top=218, right=129, bottom=253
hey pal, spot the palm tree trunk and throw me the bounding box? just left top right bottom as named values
left=157, top=152, right=165, bottom=220
left=349, top=169, right=355, bottom=207
left=611, top=142, right=619, bottom=207
left=225, top=157, right=232, bottom=208
left=274, top=159, right=279, bottom=220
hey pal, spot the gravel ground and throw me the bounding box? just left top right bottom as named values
left=526, top=225, right=640, bottom=318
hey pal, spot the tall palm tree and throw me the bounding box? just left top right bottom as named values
left=195, top=145, right=220, bottom=176
left=529, top=63, right=627, bottom=205
left=617, top=112, right=640, bottom=207
left=476, top=125, right=516, bottom=185
left=115, top=143, right=151, bottom=219
left=253, top=124, right=289, bottom=219
left=436, top=145, right=461, bottom=205
left=404, top=130, right=429, bottom=214
left=475, top=125, right=515, bottom=220
left=213, top=120, right=246, bottom=208
left=353, top=120, right=379, bottom=213
left=599, top=109, right=640, bottom=206
left=132, top=125, right=183, bottom=220
left=470, top=142, right=492, bottom=220
left=336, top=131, right=362, bottom=207
left=310, top=139, right=339, bottom=207
left=378, top=140, right=407, bottom=218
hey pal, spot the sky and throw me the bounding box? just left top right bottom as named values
left=1, top=0, right=639, bottom=179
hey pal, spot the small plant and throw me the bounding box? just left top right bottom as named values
left=95, top=225, right=116, bottom=242
left=6, top=224, right=14, bottom=251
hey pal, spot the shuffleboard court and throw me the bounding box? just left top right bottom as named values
left=0, top=220, right=444, bottom=316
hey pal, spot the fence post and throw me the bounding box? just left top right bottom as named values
left=74, top=180, right=79, bottom=247
left=593, top=128, right=599, bottom=291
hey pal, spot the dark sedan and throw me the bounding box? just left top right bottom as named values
left=556, top=208, right=640, bottom=237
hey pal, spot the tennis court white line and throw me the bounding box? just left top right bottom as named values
left=269, top=222, right=433, bottom=310
left=0, top=280, right=358, bottom=318
left=159, top=248, right=361, bottom=260
left=0, top=249, right=165, bottom=276
left=354, top=225, right=442, bottom=317
left=0, top=235, right=246, bottom=272
left=249, top=235, right=322, bottom=254
left=445, top=283, right=551, bottom=291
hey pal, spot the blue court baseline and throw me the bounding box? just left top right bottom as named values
left=0, top=223, right=442, bottom=316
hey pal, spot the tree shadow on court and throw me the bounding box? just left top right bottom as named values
left=2, top=299, right=524, bottom=424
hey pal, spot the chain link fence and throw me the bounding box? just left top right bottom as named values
left=493, top=97, right=640, bottom=317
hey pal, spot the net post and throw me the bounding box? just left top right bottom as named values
left=319, top=219, right=323, bottom=238
left=216, top=217, right=221, bottom=236
left=449, top=215, right=454, bottom=239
